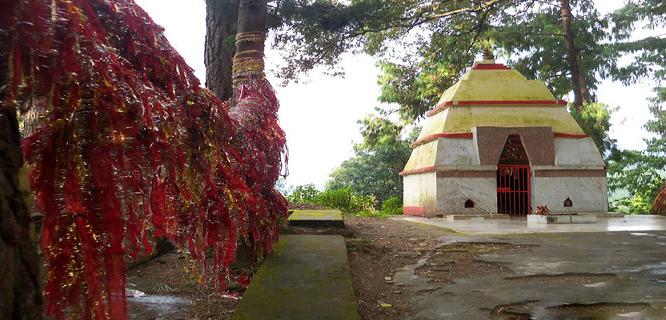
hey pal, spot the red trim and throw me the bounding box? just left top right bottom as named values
left=427, top=99, right=568, bottom=117
left=554, top=132, right=588, bottom=139
left=409, top=131, right=587, bottom=149
left=403, top=206, right=427, bottom=216
left=472, top=63, right=512, bottom=70
left=399, top=166, right=436, bottom=176
left=411, top=132, right=473, bottom=148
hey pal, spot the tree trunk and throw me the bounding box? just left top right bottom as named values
left=0, top=32, right=43, bottom=317
left=205, top=0, right=239, bottom=101
left=560, top=0, right=590, bottom=109
left=651, top=182, right=666, bottom=215
left=232, top=0, right=267, bottom=95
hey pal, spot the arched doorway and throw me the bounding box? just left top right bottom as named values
left=496, top=135, right=531, bottom=216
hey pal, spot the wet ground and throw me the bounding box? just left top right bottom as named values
left=126, top=252, right=240, bottom=320
left=123, top=216, right=666, bottom=319
left=393, top=230, right=666, bottom=319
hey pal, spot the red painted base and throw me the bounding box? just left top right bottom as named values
left=403, top=206, right=427, bottom=216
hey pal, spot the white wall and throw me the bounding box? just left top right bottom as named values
left=532, top=176, right=609, bottom=214
left=436, top=177, right=497, bottom=215
left=403, top=172, right=438, bottom=215
left=554, top=137, right=605, bottom=166
left=435, top=138, right=479, bottom=166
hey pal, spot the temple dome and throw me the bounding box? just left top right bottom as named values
left=404, top=60, right=596, bottom=173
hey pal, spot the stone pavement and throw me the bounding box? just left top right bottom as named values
left=232, top=235, right=361, bottom=320
left=392, top=229, right=666, bottom=319
left=288, top=209, right=345, bottom=228
left=394, top=215, right=666, bottom=235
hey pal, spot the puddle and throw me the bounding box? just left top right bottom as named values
left=491, top=301, right=665, bottom=320
left=583, top=282, right=608, bottom=288
left=630, top=232, right=651, bottom=236
left=505, top=273, right=616, bottom=285
left=534, top=302, right=658, bottom=320
left=127, top=288, right=192, bottom=318
left=128, top=295, right=191, bottom=306
left=394, top=257, right=430, bottom=287
left=520, top=260, right=570, bottom=274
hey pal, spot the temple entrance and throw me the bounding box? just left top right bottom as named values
left=497, top=135, right=531, bottom=216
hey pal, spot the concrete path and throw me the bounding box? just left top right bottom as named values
left=232, top=235, right=361, bottom=320
left=288, top=209, right=344, bottom=228
left=394, top=215, right=666, bottom=235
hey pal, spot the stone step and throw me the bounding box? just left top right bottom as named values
left=288, top=209, right=345, bottom=228
left=527, top=214, right=597, bottom=224
left=232, top=235, right=361, bottom=320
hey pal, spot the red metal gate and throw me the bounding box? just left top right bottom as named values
left=497, top=135, right=531, bottom=216
left=497, top=165, right=531, bottom=215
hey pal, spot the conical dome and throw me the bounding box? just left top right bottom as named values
left=403, top=61, right=592, bottom=174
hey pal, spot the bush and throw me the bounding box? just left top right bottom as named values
left=380, top=196, right=403, bottom=216
left=287, top=184, right=319, bottom=204
left=286, top=185, right=383, bottom=216
left=315, top=187, right=377, bottom=215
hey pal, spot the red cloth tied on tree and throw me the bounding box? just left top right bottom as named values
left=2, top=0, right=288, bottom=319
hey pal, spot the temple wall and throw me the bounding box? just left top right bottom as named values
left=436, top=177, right=497, bottom=215
left=554, top=137, right=605, bottom=166
left=403, top=172, right=438, bottom=216
left=435, top=138, right=478, bottom=165
left=532, top=176, right=608, bottom=213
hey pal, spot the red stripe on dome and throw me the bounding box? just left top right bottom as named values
left=411, top=133, right=473, bottom=148
left=472, top=63, right=512, bottom=70
left=554, top=133, right=588, bottom=138
left=399, top=166, right=436, bottom=176
left=427, top=99, right=567, bottom=117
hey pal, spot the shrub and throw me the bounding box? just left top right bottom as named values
left=286, top=185, right=382, bottom=216
left=380, top=196, right=403, bottom=216
left=287, top=184, right=319, bottom=204
left=311, top=187, right=377, bottom=215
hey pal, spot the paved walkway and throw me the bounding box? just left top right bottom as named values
left=232, top=235, right=361, bottom=320
left=394, top=215, right=666, bottom=235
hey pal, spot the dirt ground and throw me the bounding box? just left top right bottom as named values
left=126, top=217, right=540, bottom=320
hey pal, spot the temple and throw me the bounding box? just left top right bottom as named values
left=401, top=60, right=608, bottom=218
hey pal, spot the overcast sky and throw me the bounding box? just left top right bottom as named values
left=135, top=0, right=658, bottom=189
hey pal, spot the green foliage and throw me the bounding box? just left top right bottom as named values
left=380, top=196, right=403, bottom=216
left=287, top=184, right=319, bottom=204
left=315, top=187, right=377, bottom=215
left=608, top=88, right=666, bottom=214
left=569, top=102, right=617, bottom=157
left=286, top=184, right=380, bottom=215
left=609, top=0, right=666, bottom=84
left=327, top=113, right=412, bottom=205
left=271, top=0, right=507, bottom=82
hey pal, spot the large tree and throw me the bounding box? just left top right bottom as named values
left=606, top=0, right=666, bottom=214
left=205, top=0, right=239, bottom=101
left=608, top=90, right=666, bottom=214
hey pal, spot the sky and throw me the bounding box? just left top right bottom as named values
left=135, top=0, right=658, bottom=189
